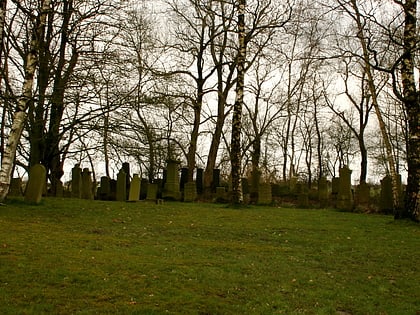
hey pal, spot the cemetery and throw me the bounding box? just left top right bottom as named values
left=10, top=160, right=402, bottom=215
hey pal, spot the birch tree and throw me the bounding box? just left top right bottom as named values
left=0, top=0, right=51, bottom=201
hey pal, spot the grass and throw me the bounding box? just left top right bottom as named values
left=0, top=198, right=419, bottom=315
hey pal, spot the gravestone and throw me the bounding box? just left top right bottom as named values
left=81, top=168, right=93, bottom=200
left=380, top=176, right=393, bottom=213
left=122, top=162, right=130, bottom=198
left=356, top=182, right=370, bottom=206
left=258, top=183, right=272, bottom=205
left=331, top=177, right=340, bottom=208
left=163, top=160, right=180, bottom=200
left=8, top=178, right=23, bottom=197
left=55, top=180, right=64, bottom=198
left=146, top=183, right=158, bottom=201
left=180, top=168, right=188, bottom=191
left=337, top=166, right=353, bottom=211
left=250, top=170, right=261, bottom=203
left=140, top=178, right=148, bottom=200
left=71, top=164, right=82, bottom=198
left=183, top=182, right=197, bottom=202
left=196, top=168, right=204, bottom=195
left=215, top=186, right=227, bottom=202
left=318, top=177, right=328, bottom=208
left=24, top=164, right=46, bottom=204
left=99, top=176, right=111, bottom=200
left=289, top=176, right=298, bottom=193
left=128, top=174, right=141, bottom=202
left=116, top=169, right=127, bottom=202
left=212, top=169, right=220, bottom=193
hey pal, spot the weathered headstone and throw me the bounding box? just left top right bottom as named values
left=250, top=170, right=261, bottom=203
left=146, top=183, right=158, bottom=201
left=196, top=168, right=204, bottom=195
left=71, top=164, right=82, bottom=198
left=140, top=178, right=148, bottom=200
left=128, top=174, right=141, bottom=202
left=356, top=182, right=370, bottom=206
left=116, top=169, right=127, bottom=202
left=318, top=177, right=328, bottom=208
left=24, top=164, right=46, bottom=204
left=380, top=176, right=393, bottom=213
left=183, top=182, right=197, bottom=202
left=99, top=176, right=111, bottom=200
left=215, top=186, right=227, bottom=202
left=163, top=160, right=180, bottom=200
left=180, top=168, right=188, bottom=191
left=331, top=177, right=340, bottom=208
left=212, top=169, right=220, bottom=193
left=258, top=183, right=272, bottom=205
left=122, top=162, right=130, bottom=198
left=8, top=178, right=23, bottom=197
left=337, top=166, right=353, bottom=211
left=81, top=168, right=94, bottom=200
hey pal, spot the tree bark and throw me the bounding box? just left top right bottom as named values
left=398, top=0, right=419, bottom=221
left=230, top=0, right=246, bottom=204
left=0, top=0, right=51, bottom=201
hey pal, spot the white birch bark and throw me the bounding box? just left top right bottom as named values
left=0, top=0, right=51, bottom=201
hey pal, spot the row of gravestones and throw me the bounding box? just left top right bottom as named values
left=8, top=163, right=402, bottom=211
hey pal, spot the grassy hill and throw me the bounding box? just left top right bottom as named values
left=1, top=198, right=419, bottom=314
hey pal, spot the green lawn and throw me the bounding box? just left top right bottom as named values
left=0, top=198, right=419, bottom=314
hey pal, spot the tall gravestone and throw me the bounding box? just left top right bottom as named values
left=8, top=178, right=23, bottom=197
left=250, top=170, right=261, bottom=203
left=99, top=176, right=111, bottom=200
left=140, top=178, right=148, bottom=200
left=356, top=182, right=370, bottom=206
left=212, top=169, right=220, bottom=193
left=146, top=183, right=158, bottom=201
left=163, top=160, right=180, bottom=200
left=122, top=162, right=130, bottom=198
left=81, top=168, right=93, bottom=200
left=116, top=169, right=127, bottom=202
left=183, top=182, right=197, bottom=202
left=258, top=183, right=272, bottom=205
left=71, top=164, right=82, bottom=198
left=318, top=177, right=328, bottom=208
left=128, top=174, right=141, bottom=202
left=24, top=164, right=46, bottom=204
left=337, top=166, right=353, bottom=211
left=331, top=177, right=340, bottom=208
left=196, top=168, right=204, bottom=195
left=180, top=168, right=188, bottom=191
left=380, top=176, right=393, bottom=213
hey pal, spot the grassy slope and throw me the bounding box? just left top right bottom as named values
left=0, top=198, right=419, bottom=314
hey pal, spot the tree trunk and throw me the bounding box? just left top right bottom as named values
left=0, top=0, right=51, bottom=201
left=0, top=0, right=7, bottom=164
left=399, top=0, right=419, bottom=221
left=230, top=0, right=246, bottom=204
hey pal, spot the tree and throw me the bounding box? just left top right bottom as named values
left=0, top=0, right=52, bottom=201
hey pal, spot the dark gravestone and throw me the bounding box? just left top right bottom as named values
left=258, top=183, right=272, bottom=205
left=163, top=161, right=180, bottom=200
left=55, top=180, right=64, bottom=198
left=331, top=177, right=340, bottom=208
left=110, top=179, right=117, bottom=201
left=99, top=176, right=111, bottom=200
left=8, top=178, right=23, bottom=197
left=212, top=169, right=220, bottom=193
left=318, top=177, right=328, bottom=208
left=122, top=162, right=130, bottom=198
left=140, top=178, right=148, bottom=200
left=81, top=168, right=94, bottom=200
left=215, top=186, right=227, bottom=203
left=128, top=174, right=141, bottom=202
left=180, top=168, right=188, bottom=191
left=146, top=183, right=158, bottom=201
left=24, top=164, right=46, bottom=204
left=71, top=164, right=82, bottom=198
left=380, top=176, right=393, bottom=213
left=196, top=168, right=204, bottom=195
left=116, top=169, right=127, bottom=202
left=183, top=182, right=197, bottom=202
left=337, top=166, right=353, bottom=211
left=356, top=182, right=370, bottom=206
